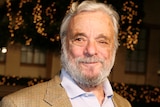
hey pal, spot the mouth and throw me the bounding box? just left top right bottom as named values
left=77, top=57, right=103, bottom=68
left=80, top=61, right=100, bottom=68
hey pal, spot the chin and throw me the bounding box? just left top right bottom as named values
left=81, top=67, right=100, bottom=75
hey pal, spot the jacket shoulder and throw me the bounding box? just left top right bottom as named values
left=113, top=92, right=132, bottom=107
left=1, top=78, right=59, bottom=107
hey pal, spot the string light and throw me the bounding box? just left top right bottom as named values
left=5, top=0, right=143, bottom=50
left=45, top=2, right=56, bottom=24
left=119, top=0, right=143, bottom=50
left=6, top=0, right=14, bottom=38
left=66, top=0, right=74, bottom=14
left=32, top=0, right=47, bottom=37
left=6, top=0, right=32, bottom=44
left=0, top=75, right=159, bottom=103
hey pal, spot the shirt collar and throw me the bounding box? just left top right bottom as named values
left=60, top=68, right=113, bottom=99
left=103, top=78, right=114, bottom=98
left=60, top=68, right=85, bottom=98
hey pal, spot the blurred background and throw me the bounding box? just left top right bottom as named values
left=0, top=0, right=160, bottom=106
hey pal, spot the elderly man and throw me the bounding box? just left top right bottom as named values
left=1, top=1, right=131, bottom=107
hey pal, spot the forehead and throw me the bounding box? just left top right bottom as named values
left=74, top=10, right=110, bottom=19
left=68, top=11, right=114, bottom=37
left=68, top=11, right=115, bottom=39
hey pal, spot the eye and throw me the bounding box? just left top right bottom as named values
left=98, top=40, right=108, bottom=44
left=72, top=36, right=87, bottom=46
left=97, top=39, right=109, bottom=45
left=74, top=37, right=84, bottom=42
left=96, top=34, right=111, bottom=46
left=96, top=38, right=110, bottom=47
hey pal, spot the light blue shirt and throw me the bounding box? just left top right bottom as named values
left=60, top=68, right=114, bottom=107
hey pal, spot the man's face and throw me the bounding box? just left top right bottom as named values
left=62, top=11, right=116, bottom=87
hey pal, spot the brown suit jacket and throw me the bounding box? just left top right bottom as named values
left=0, top=75, right=131, bottom=107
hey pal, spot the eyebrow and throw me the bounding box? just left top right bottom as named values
left=73, top=33, right=86, bottom=36
left=72, top=32, right=111, bottom=41
left=96, top=34, right=110, bottom=40
left=72, top=32, right=87, bottom=38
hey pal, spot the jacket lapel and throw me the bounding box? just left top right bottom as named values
left=112, top=96, right=118, bottom=107
left=43, top=76, right=72, bottom=107
left=43, top=76, right=129, bottom=107
left=112, top=92, right=131, bottom=107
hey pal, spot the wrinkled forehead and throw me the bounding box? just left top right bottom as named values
left=72, top=10, right=112, bottom=22
left=68, top=11, right=114, bottom=34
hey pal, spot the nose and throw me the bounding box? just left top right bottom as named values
left=84, top=41, right=97, bottom=57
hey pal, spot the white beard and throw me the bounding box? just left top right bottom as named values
left=60, top=39, right=116, bottom=88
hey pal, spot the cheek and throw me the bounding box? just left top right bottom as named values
left=68, top=46, right=84, bottom=59
left=100, top=47, right=113, bottom=61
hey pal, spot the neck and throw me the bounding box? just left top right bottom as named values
left=78, top=83, right=105, bottom=105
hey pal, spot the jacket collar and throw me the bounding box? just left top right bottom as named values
left=43, top=75, right=123, bottom=107
left=112, top=95, right=118, bottom=107
left=43, top=75, right=72, bottom=106
left=112, top=92, right=127, bottom=107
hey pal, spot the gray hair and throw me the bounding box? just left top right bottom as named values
left=60, top=0, right=120, bottom=50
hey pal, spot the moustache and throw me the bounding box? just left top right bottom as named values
left=76, top=57, right=104, bottom=64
